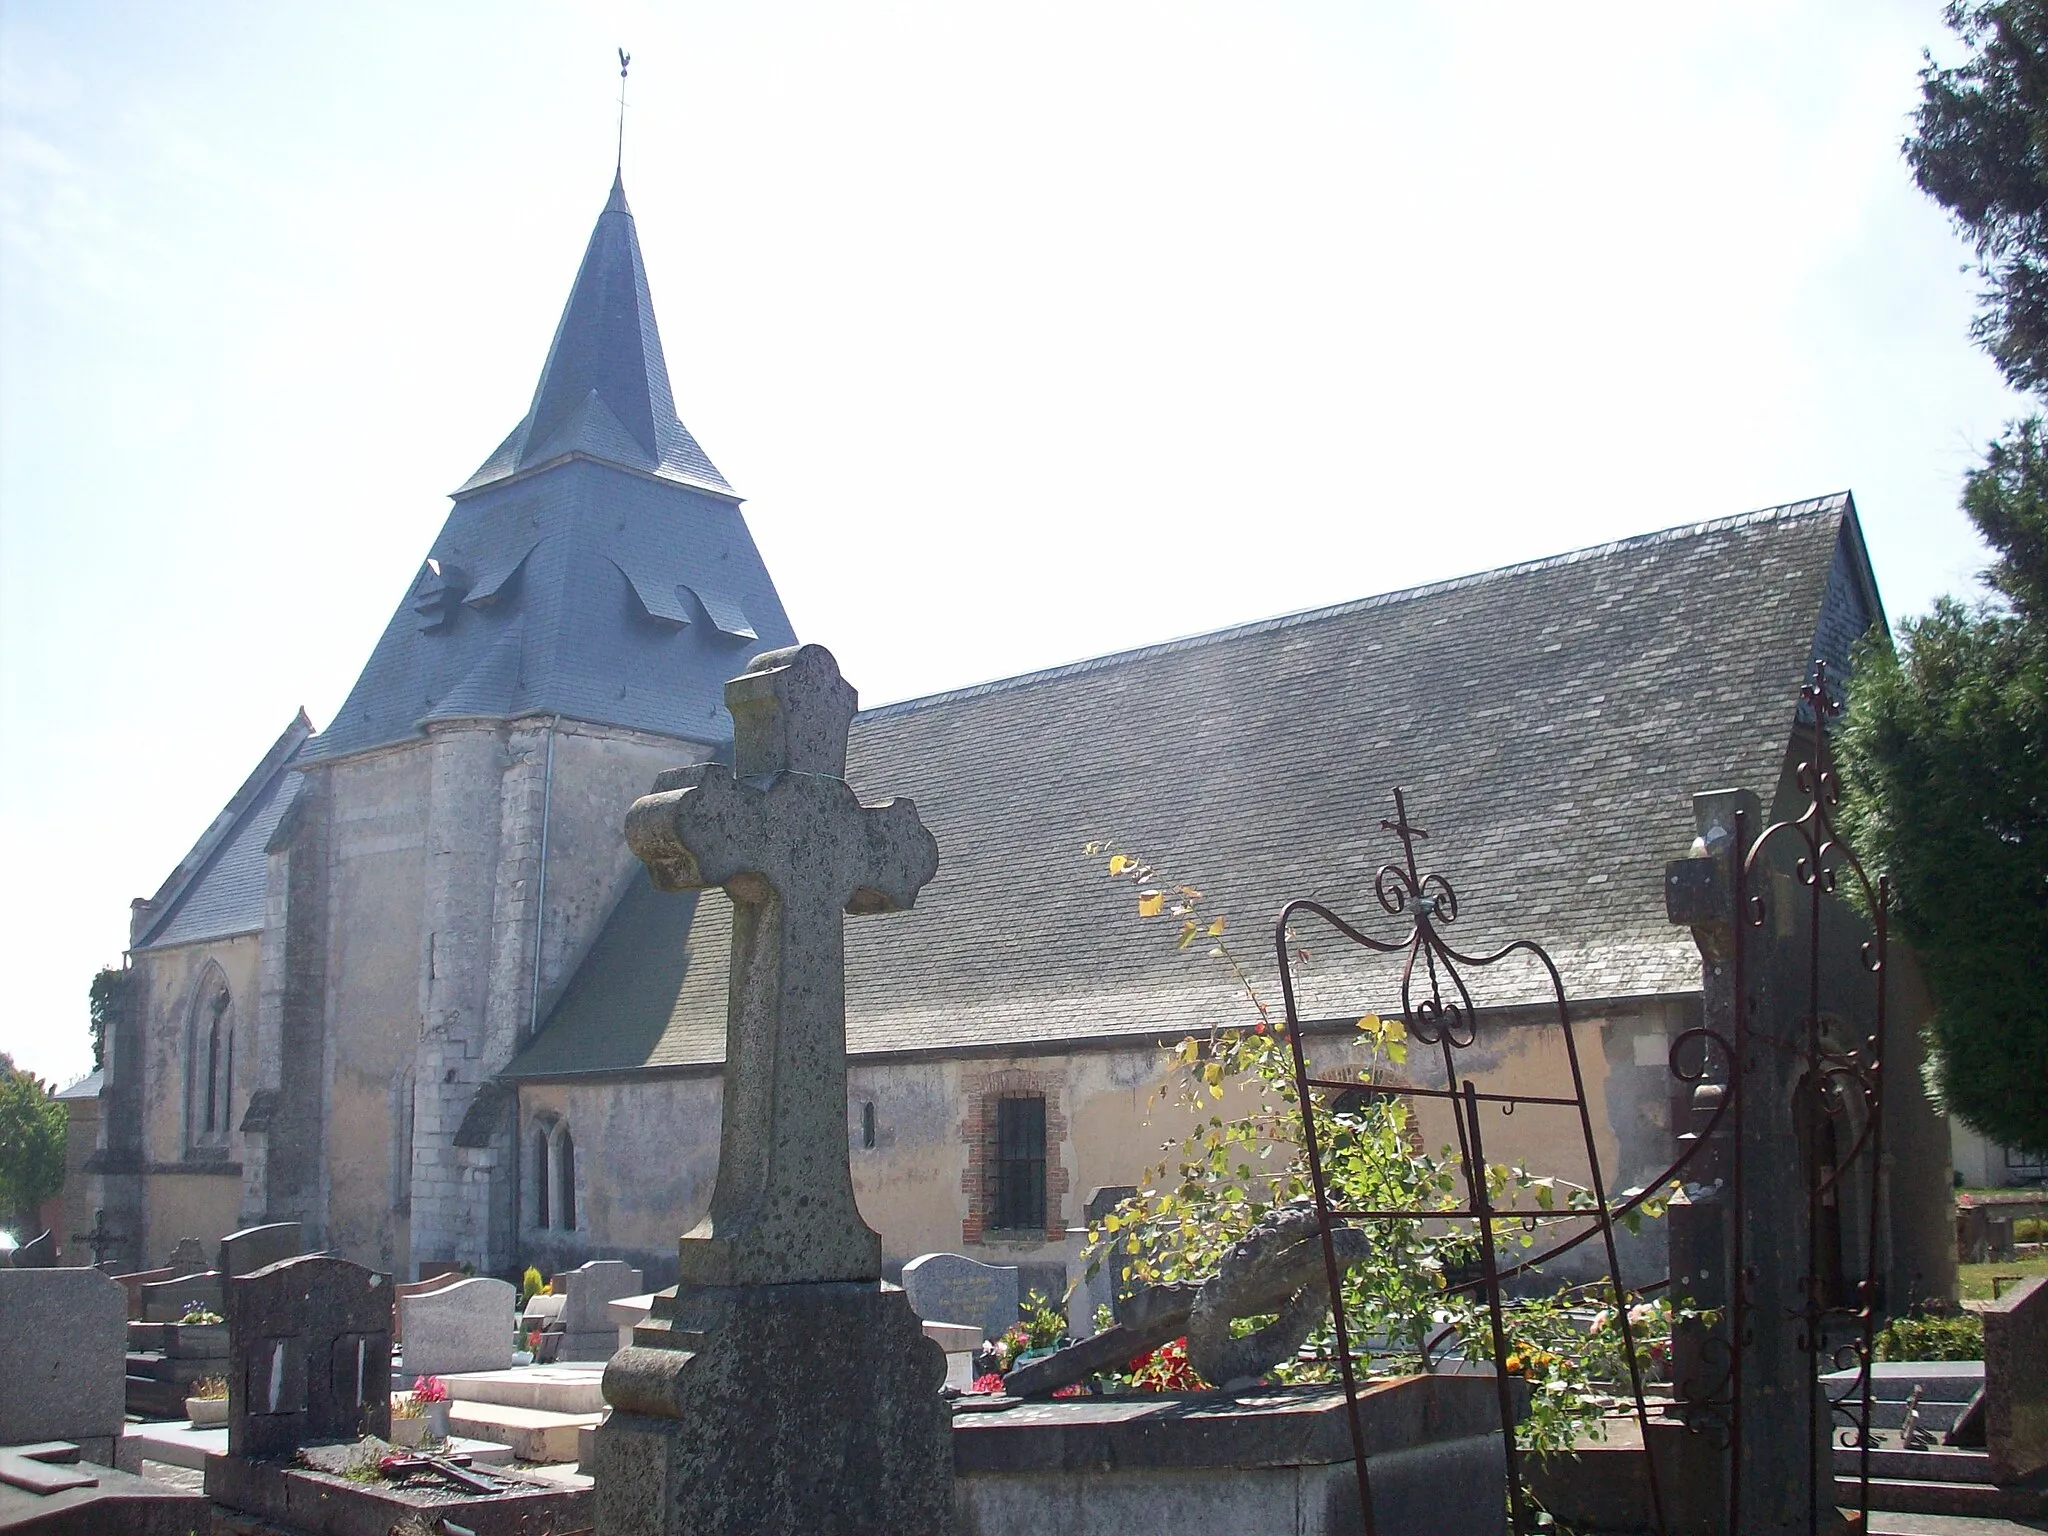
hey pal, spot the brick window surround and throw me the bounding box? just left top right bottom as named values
left=961, top=1067, right=1069, bottom=1246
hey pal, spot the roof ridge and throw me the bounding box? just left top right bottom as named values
left=856, top=494, right=1852, bottom=724
left=135, top=710, right=314, bottom=947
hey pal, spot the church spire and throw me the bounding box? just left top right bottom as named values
left=458, top=173, right=732, bottom=497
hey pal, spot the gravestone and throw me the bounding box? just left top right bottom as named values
left=227, top=1254, right=392, bottom=1459
left=559, top=1259, right=644, bottom=1360
left=0, top=1268, right=127, bottom=1463
left=112, top=1262, right=202, bottom=1320
left=165, top=1237, right=206, bottom=1268
left=901, top=1252, right=1018, bottom=1341
left=400, top=1276, right=516, bottom=1378
left=140, top=1270, right=221, bottom=1323
left=1984, top=1273, right=2048, bottom=1484
left=595, top=645, right=951, bottom=1536
left=9, top=1230, right=56, bottom=1267
left=218, top=1221, right=301, bottom=1278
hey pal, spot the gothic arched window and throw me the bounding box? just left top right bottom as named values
left=187, top=967, right=234, bottom=1151
left=555, top=1127, right=577, bottom=1233
left=533, top=1123, right=553, bottom=1230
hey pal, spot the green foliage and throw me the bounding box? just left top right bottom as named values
left=1908, top=2, right=2048, bottom=393
left=1837, top=427, right=2048, bottom=1155
left=0, top=1058, right=67, bottom=1234
left=87, top=967, right=125, bottom=1076
left=1875, top=4, right=2048, bottom=1156
left=1875, top=1311, right=1985, bottom=1361
left=521, top=1265, right=545, bottom=1304
left=1074, top=845, right=1677, bottom=1449
left=1018, top=1290, right=1067, bottom=1352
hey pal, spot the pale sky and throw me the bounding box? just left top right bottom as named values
left=0, top=1, right=2023, bottom=1087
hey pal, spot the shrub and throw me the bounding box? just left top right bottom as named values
left=521, top=1265, right=545, bottom=1304
left=190, top=1376, right=227, bottom=1401
left=1875, top=1312, right=1984, bottom=1362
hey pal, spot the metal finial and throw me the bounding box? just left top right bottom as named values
left=617, top=49, right=632, bottom=172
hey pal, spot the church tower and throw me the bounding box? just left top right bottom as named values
left=111, top=173, right=793, bottom=1277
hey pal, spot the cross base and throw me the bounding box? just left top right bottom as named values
left=595, top=1282, right=952, bottom=1536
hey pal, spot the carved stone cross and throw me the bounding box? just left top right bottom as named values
left=625, top=645, right=938, bottom=1288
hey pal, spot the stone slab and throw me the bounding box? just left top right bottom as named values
left=137, top=1271, right=218, bottom=1325
left=110, top=1265, right=202, bottom=1322
left=951, top=1375, right=1500, bottom=1473
left=400, top=1276, right=516, bottom=1379
left=1984, top=1273, right=2048, bottom=1484
left=609, top=1291, right=656, bottom=1351
left=441, top=1363, right=609, bottom=1414
left=216, top=1222, right=301, bottom=1279
left=561, top=1259, right=643, bottom=1333
left=923, top=1320, right=982, bottom=1353
left=445, top=1401, right=602, bottom=1462
left=950, top=1377, right=1506, bottom=1536
left=204, top=1445, right=592, bottom=1536
left=118, top=1419, right=511, bottom=1472
left=0, top=1269, right=127, bottom=1448
left=0, top=1455, right=206, bottom=1535
left=903, top=1252, right=1020, bottom=1341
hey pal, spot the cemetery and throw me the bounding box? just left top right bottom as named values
left=6, top=16, right=2048, bottom=1531
left=2, top=641, right=2040, bottom=1536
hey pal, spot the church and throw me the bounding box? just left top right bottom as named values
left=89, top=172, right=1957, bottom=1312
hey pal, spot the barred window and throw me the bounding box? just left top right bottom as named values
left=992, top=1096, right=1046, bottom=1231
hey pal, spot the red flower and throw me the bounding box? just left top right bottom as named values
left=970, top=1373, right=1005, bottom=1396
left=1052, top=1384, right=1086, bottom=1399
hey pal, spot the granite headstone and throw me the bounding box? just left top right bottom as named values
left=218, top=1222, right=302, bottom=1279
left=559, top=1260, right=643, bottom=1360
left=400, top=1276, right=516, bottom=1378
left=228, top=1254, right=392, bottom=1459
left=901, top=1252, right=1019, bottom=1341
left=0, top=1268, right=127, bottom=1462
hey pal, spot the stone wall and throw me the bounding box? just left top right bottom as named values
left=406, top=719, right=715, bottom=1279
left=319, top=743, right=431, bottom=1274
left=108, top=932, right=263, bottom=1267
left=515, top=1003, right=1687, bottom=1290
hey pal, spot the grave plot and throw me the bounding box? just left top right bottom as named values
left=0, top=1267, right=208, bottom=1532
left=201, top=1253, right=592, bottom=1536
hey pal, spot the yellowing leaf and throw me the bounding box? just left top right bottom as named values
left=1206, top=916, right=1226, bottom=937
left=1108, top=854, right=1129, bottom=876
left=1202, top=1061, right=1223, bottom=1087
left=1138, top=890, right=1165, bottom=917
left=1177, top=919, right=1198, bottom=950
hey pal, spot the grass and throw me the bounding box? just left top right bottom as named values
left=1957, top=1256, right=2048, bottom=1302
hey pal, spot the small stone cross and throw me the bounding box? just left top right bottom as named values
left=625, top=645, right=939, bottom=1287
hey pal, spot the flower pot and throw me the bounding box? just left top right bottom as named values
left=185, top=1396, right=227, bottom=1428
left=390, top=1416, right=426, bottom=1448
left=424, top=1401, right=452, bottom=1439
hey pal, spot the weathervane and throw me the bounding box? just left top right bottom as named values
left=616, top=48, right=632, bottom=172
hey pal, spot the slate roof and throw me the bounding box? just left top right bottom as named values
left=303, top=175, right=795, bottom=763
left=507, top=494, right=1882, bottom=1079
left=458, top=173, right=731, bottom=498
left=134, top=713, right=313, bottom=951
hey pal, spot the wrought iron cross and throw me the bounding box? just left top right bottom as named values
left=70, top=1207, right=121, bottom=1266
left=1380, top=785, right=1429, bottom=885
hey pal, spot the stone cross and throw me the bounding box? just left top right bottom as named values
left=625, top=644, right=939, bottom=1288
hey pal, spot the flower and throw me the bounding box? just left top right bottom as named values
left=411, top=1375, right=448, bottom=1404
left=1052, top=1383, right=1087, bottom=1399
left=970, top=1373, right=1005, bottom=1396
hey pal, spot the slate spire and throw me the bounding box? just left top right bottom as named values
left=459, top=171, right=732, bottom=496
